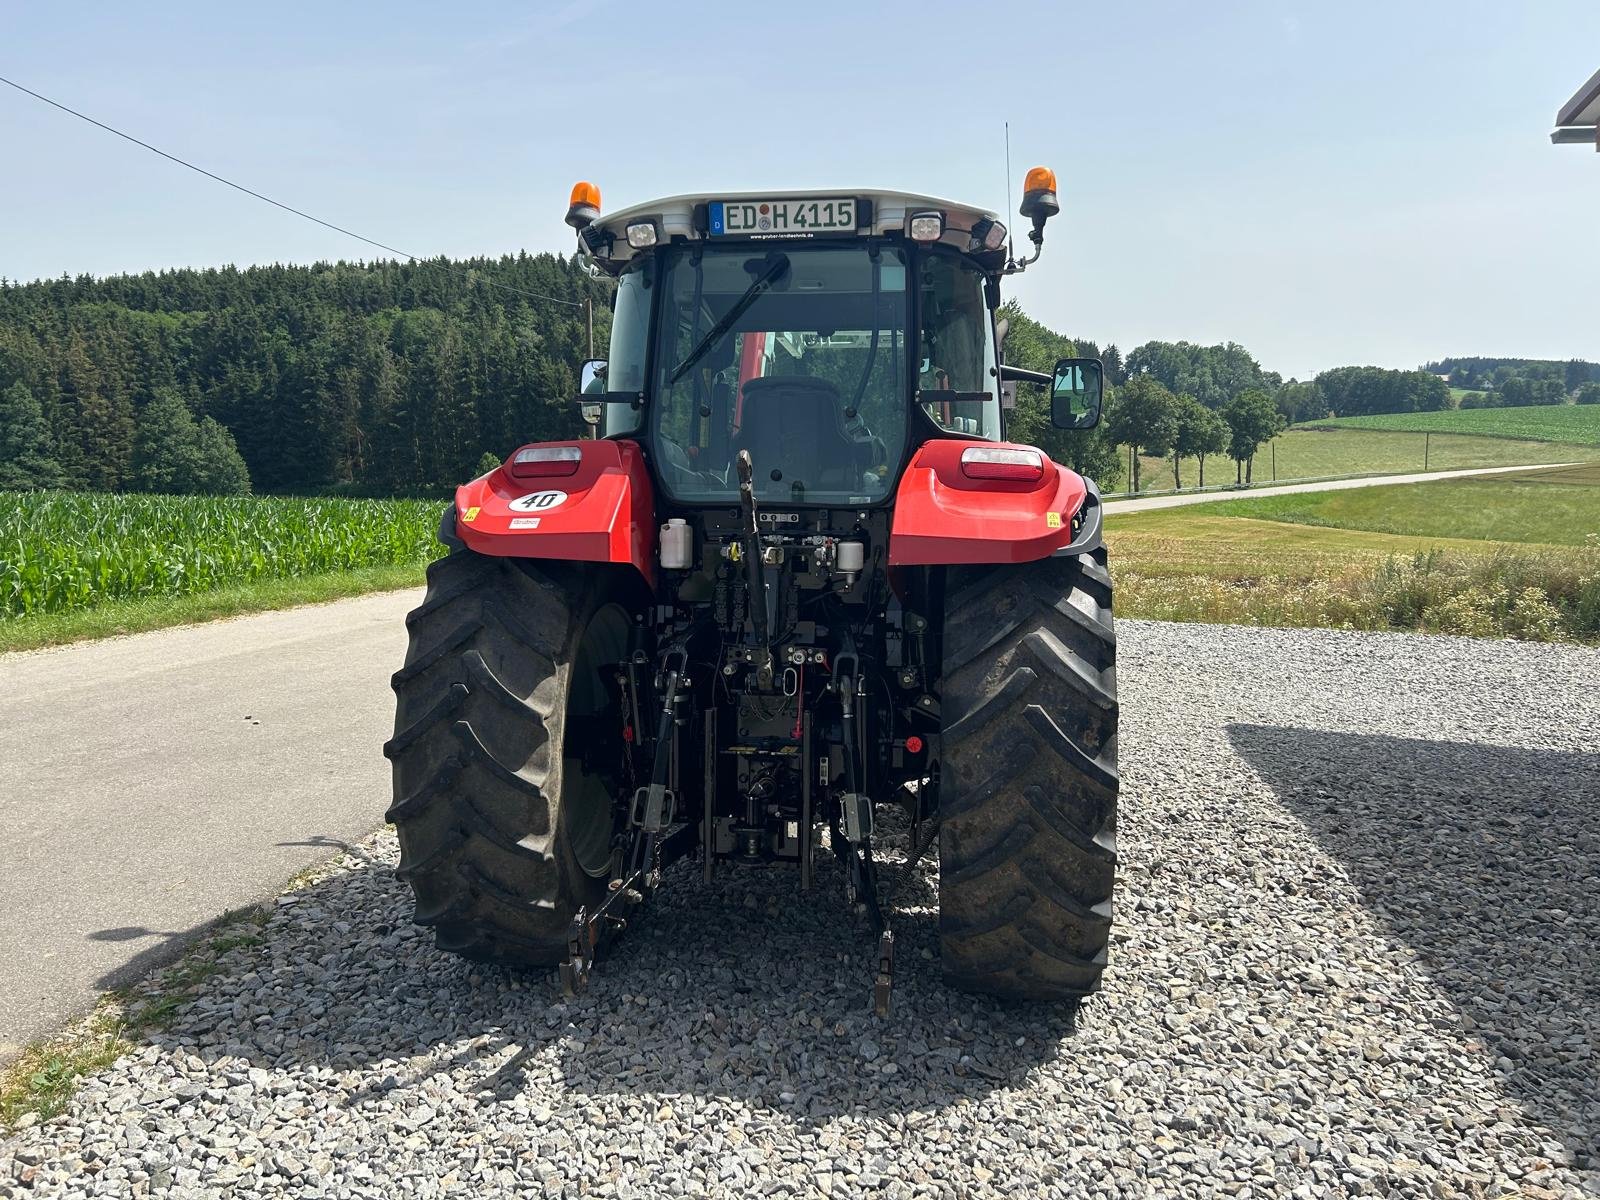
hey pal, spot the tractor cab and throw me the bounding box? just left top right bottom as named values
left=571, top=187, right=1075, bottom=508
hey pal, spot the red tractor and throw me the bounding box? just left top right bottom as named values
left=386, top=172, right=1117, bottom=1012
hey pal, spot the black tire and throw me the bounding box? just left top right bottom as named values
left=937, top=547, right=1119, bottom=1001
left=384, top=547, right=637, bottom=967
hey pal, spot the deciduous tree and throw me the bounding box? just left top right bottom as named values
left=1173, top=395, right=1229, bottom=488
left=1222, top=388, right=1284, bottom=485
left=1106, top=375, right=1179, bottom=493
left=129, top=389, right=251, bottom=494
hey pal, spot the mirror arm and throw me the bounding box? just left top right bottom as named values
left=573, top=393, right=643, bottom=412
left=999, top=365, right=1051, bottom=386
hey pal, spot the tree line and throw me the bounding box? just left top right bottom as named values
left=0, top=255, right=608, bottom=494
left=0, top=254, right=1591, bottom=498
left=1425, top=356, right=1600, bottom=393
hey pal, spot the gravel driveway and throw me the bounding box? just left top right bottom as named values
left=3, top=621, right=1596, bottom=1198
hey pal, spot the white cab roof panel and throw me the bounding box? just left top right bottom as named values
left=580, top=189, right=1003, bottom=271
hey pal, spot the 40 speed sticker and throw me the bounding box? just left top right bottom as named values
left=508, top=490, right=569, bottom=513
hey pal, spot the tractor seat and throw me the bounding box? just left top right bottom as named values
left=733, top=376, right=857, bottom=498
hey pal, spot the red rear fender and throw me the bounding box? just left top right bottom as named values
left=888, top=440, right=1088, bottom=565
left=453, top=439, right=655, bottom=585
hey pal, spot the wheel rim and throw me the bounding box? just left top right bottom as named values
left=562, top=602, right=631, bottom=879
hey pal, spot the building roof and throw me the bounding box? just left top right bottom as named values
left=1552, top=66, right=1600, bottom=146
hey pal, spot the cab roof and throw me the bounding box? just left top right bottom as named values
left=579, top=189, right=1004, bottom=273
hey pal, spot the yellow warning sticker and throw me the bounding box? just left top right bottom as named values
left=462, top=506, right=481, bottom=523
left=1046, top=511, right=1062, bottom=529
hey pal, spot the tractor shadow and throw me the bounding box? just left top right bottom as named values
left=150, top=814, right=1075, bottom=1123
left=1229, top=723, right=1600, bottom=1166
left=540, top=841, right=1081, bottom=1121
left=502, top=807, right=1077, bottom=1120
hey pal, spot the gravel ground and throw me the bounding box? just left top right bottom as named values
left=3, top=620, right=1597, bottom=1199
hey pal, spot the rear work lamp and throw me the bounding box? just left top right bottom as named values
left=510, top=445, right=582, bottom=478
left=959, top=445, right=1044, bottom=482
left=907, top=211, right=945, bottom=242
left=969, top=217, right=1007, bottom=252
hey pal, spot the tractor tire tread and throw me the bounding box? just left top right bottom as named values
left=388, top=549, right=618, bottom=968
left=938, top=547, right=1118, bottom=1002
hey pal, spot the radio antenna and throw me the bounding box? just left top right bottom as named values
left=1003, top=121, right=1015, bottom=264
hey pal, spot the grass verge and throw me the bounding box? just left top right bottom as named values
left=0, top=561, right=428, bottom=654
left=1106, top=508, right=1600, bottom=642
left=0, top=908, right=269, bottom=1130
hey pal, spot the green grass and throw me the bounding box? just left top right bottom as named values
left=1173, top=462, right=1600, bottom=546
left=0, top=491, right=445, bottom=620
left=0, top=562, right=427, bottom=653
left=1104, top=470, right=1600, bottom=641
left=1107, top=510, right=1516, bottom=580
left=1133, top=427, right=1594, bottom=494
left=1301, top=402, right=1600, bottom=445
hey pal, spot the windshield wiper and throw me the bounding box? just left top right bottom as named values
left=667, top=252, right=790, bottom=386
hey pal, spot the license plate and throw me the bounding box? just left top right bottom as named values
left=710, top=197, right=857, bottom=237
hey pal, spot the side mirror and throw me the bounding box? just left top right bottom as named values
left=1051, top=357, right=1103, bottom=429
left=578, top=359, right=607, bottom=426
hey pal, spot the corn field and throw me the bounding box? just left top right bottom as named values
left=0, top=492, right=446, bottom=619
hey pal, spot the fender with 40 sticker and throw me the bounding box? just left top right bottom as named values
left=452, top=440, right=657, bottom=584
left=509, top=490, right=569, bottom=513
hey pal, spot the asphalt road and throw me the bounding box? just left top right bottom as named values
left=0, top=590, right=422, bottom=1059
left=1101, top=461, right=1575, bottom=513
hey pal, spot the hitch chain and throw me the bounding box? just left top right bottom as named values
left=562, top=643, right=690, bottom=998
left=559, top=872, right=645, bottom=997
left=874, top=930, right=896, bottom=1018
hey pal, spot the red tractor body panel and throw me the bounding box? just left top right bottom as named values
left=453, top=439, right=657, bottom=585
left=888, top=440, right=1088, bottom=565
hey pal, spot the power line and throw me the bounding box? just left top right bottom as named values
left=0, top=73, right=586, bottom=309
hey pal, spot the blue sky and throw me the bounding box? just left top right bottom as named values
left=2, top=1, right=1595, bottom=379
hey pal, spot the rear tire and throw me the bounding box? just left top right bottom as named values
left=384, top=548, right=636, bottom=967
left=937, top=548, right=1119, bottom=1001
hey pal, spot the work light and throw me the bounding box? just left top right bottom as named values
left=510, top=445, right=582, bottom=478
left=908, top=211, right=944, bottom=242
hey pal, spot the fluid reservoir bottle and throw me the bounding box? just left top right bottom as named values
left=660, top=518, right=693, bottom=569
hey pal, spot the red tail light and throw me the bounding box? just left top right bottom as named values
left=959, top=446, right=1044, bottom=482
left=510, top=446, right=582, bottom=478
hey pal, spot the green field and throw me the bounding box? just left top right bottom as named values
left=0, top=493, right=443, bottom=640
left=1133, top=425, right=1593, bottom=493
left=1175, top=462, right=1600, bottom=546
left=1105, top=465, right=1600, bottom=641
left=1300, top=402, right=1600, bottom=445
